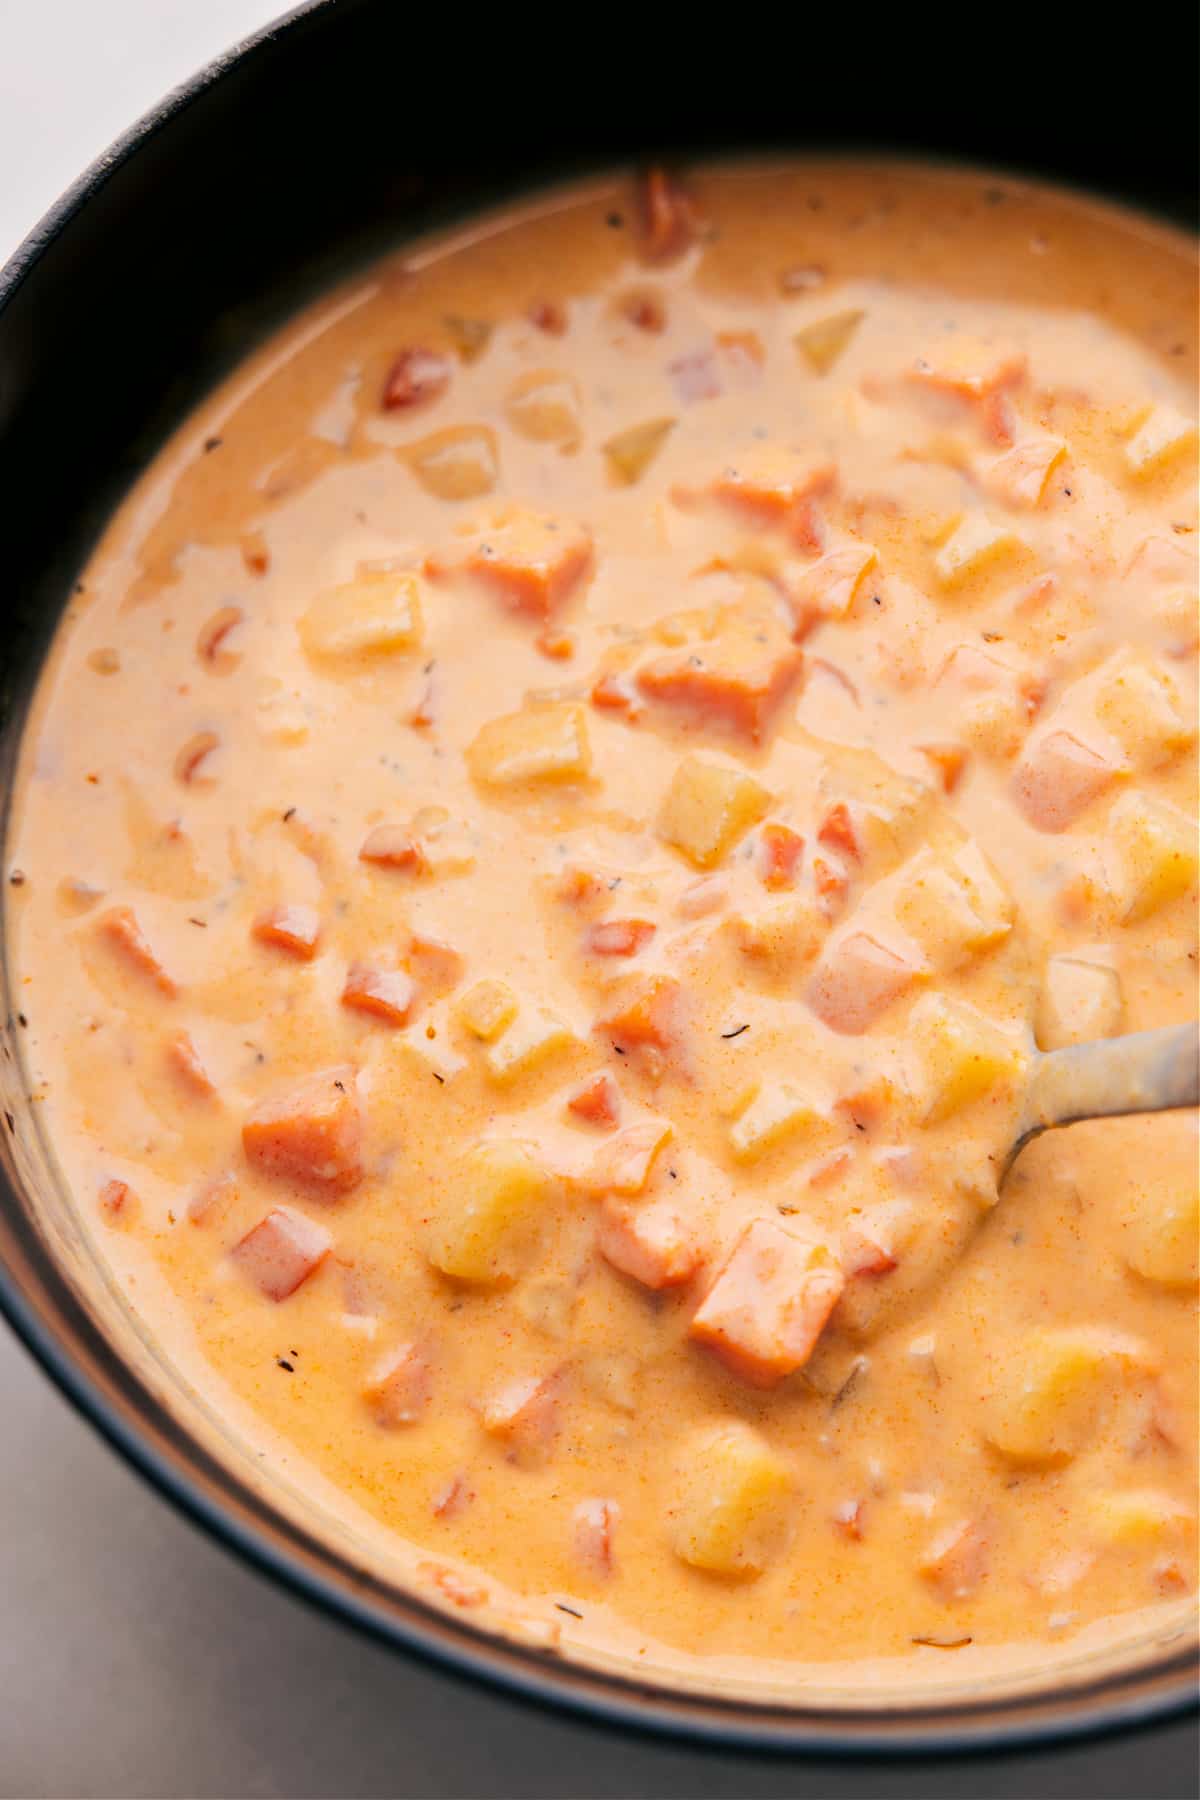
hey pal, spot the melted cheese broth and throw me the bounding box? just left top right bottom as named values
left=7, top=162, right=1198, bottom=1689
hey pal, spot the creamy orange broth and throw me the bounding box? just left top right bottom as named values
left=7, top=161, right=1198, bottom=1687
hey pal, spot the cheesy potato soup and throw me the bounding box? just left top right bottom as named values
left=7, top=161, right=1197, bottom=1687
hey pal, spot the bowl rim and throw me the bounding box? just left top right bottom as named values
left=0, top=0, right=1197, bottom=1756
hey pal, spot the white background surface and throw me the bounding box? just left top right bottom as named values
left=0, top=4, right=1196, bottom=1795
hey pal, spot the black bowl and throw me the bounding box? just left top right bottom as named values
left=1, top=0, right=1196, bottom=1753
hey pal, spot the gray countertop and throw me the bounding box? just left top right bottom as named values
left=0, top=6, right=1196, bottom=1794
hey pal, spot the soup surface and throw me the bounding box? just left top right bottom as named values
left=7, top=161, right=1198, bottom=1687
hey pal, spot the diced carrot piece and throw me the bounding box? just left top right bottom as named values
left=98, top=1178, right=138, bottom=1225
left=676, top=875, right=729, bottom=918
left=358, top=823, right=428, bottom=871
left=406, top=931, right=464, bottom=992
left=832, top=1498, right=865, bottom=1542
left=231, top=1205, right=332, bottom=1300
left=382, top=347, right=451, bottom=411
left=419, top=1562, right=488, bottom=1608
left=620, top=289, right=667, bottom=332
left=711, top=446, right=836, bottom=524
left=555, top=865, right=609, bottom=907
left=478, top=1373, right=560, bottom=1466
left=166, top=1030, right=217, bottom=1099
left=597, top=1196, right=701, bottom=1289
left=812, top=854, right=850, bottom=914
left=816, top=801, right=862, bottom=863
left=242, top=1065, right=362, bottom=1195
left=567, top=1072, right=622, bottom=1127
left=910, top=344, right=1026, bottom=402
left=807, top=1147, right=853, bottom=1189
left=638, top=166, right=697, bottom=261
left=196, top=604, right=244, bottom=670
left=584, top=918, right=656, bottom=957
left=985, top=436, right=1067, bottom=508
left=464, top=506, right=592, bottom=618
left=808, top=932, right=923, bottom=1034
left=341, top=963, right=415, bottom=1025
left=757, top=823, right=805, bottom=890
left=96, top=906, right=177, bottom=996
left=840, top=1200, right=913, bottom=1275
left=528, top=298, right=568, bottom=335
left=595, top=974, right=684, bottom=1055
left=252, top=904, right=320, bottom=961
left=786, top=543, right=878, bottom=634
left=689, top=1217, right=844, bottom=1387
left=363, top=1341, right=433, bottom=1426
left=919, top=1518, right=989, bottom=1602
left=585, top=1119, right=672, bottom=1196
left=590, top=670, right=637, bottom=713
left=241, top=534, right=270, bottom=577
left=573, top=1497, right=619, bottom=1575
left=917, top=742, right=969, bottom=793
left=1013, top=730, right=1123, bottom=832
left=188, top=1170, right=236, bottom=1225
left=636, top=626, right=804, bottom=743
left=431, top=1472, right=475, bottom=1519
left=174, top=730, right=220, bottom=785
left=835, top=1073, right=900, bottom=1134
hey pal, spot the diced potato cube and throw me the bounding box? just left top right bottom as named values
left=728, top=1081, right=825, bottom=1163
left=242, top=1066, right=363, bottom=1195
left=467, top=703, right=591, bottom=787
left=1104, top=791, right=1197, bottom=922
left=1122, top=405, right=1198, bottom=480
left=463, top=505, right=592, bottom=616
left=1123, top=1188, right=1198, bottom=1288
left=729, top=896, right=827, bottom=972
left=455, top=979, right=519, bottom=1042
left=1013, top=729, right=1124, bottom=832
left=300, top=570, right=423, bottom=660
left=910, top=993, right=1024, bottom=1123
left=934, top=514, right=1023, bottom=589
left=1036, top=956, right=1124, bottom=1050
left=690, top=1218, right=844, bottom=1387
left=405, top=426, right=498, bottom=500
left=604, top=417, right=675, bottom=486
left=668, top=1420, right=794, bottom=1576
left=891, top=847, right=1012, bottom=972
left=794, top=309, right=864, bottom=376
left=483, top=1005, right=576, bottom=1084
left=1091, top=650, right=1193, bottom=768
left=981, top=1326, right=1151, bottom=1466
left=1086, top=1489, right=1193, bottom=1547
left=505, top=371, right=581, bottom=444
left=425, top=1142, right=551, bottom=1283
left=657, top=756, right=770, bottom=868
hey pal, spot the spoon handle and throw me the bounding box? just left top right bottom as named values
left=1018, top=1022, right=1200, bottom=1158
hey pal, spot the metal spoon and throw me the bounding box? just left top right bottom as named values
left=1003, top=1021, right=1200, bottom=1182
